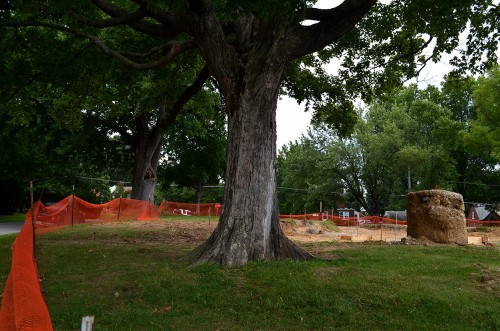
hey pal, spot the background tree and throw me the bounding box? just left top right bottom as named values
left=0, top=7, right=211, bottom=203
left=465, top=66, right=500, bottom=162
left=463, top=66, right=500, bottom=209
left=0, top=94, right=120, bottom=212
left=279, top=81, right=500, bottom=216
left=277, top=130, right=343, bottom=215
left=159, top=92, right=226, bottom=204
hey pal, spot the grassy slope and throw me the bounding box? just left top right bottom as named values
left=0, top=234, right=17, bottom=294
left=1, top=221, right=499, bottom=330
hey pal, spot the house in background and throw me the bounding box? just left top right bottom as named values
left=468, top=205, right=500, bottom=221
left=337, top=208, right=360, bottom=219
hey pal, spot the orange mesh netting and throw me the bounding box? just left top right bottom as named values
left=34, top=196, right=160, bottom=228
left=0, top=222, right=53, bottom=331
left=158, top=200, right=222, bottom=217
left=466, top=219, right=500, bottom=227
left=0, top=196, right=160, bottom=331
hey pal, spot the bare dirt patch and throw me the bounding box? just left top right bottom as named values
left=468, top=227, right=500, bottom=245
left=281, top=219, right=408, bottom=243
left=68, top=218, right=500, bottom=246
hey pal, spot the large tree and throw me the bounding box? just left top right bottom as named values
left=2, top=0, right=498, bottom=265
left=160, top=91, right=227, bottom=203
left=0, top=6, right=211, bottom=203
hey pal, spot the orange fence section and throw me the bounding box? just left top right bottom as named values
left=0, top=222, right=53, bottom=331
left=466, top=219, right=500, bottom=227
left=281, top=213, right=500, bottom=227
left=0, top=196, right=160, bottom=331
left=158, top=200, right=222, bottom=217
left=33, top=196, right=160, bottom=228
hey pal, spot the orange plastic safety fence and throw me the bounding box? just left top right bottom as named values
left=158, top=200, right=222, bottom=217
left=0, top=196, right=160, bottom=330
left=466, top=219, right=500, bottom=227
left=32, top=196, right=160, bottom=228
left=0, top=222, right=53, bottom=331
left=280, top=213, right=323, bottom=221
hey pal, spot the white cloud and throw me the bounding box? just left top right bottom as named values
left=276, top=97, right=312, bottom=150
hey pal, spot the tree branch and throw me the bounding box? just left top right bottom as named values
left=187, top=0, right=239, bottom=85
left=286, top=0, right=377, bottom=58
left=8, top=22, right=194, bottom=70
left=147, top=65, right=211, bottom=158
left=70, top=5, right=148, bottom=28
left=90, top=0, right=181, bottom=37
left=117, top=41, right=195, bottom=60
left=84, top=114, right=134, bottom=144
left=161, top=64, right=211, bottom=128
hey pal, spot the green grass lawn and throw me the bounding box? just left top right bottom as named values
left=1, top=220, right=499, bottom=331
left=0, top=213, right=26, bottom=223
left=0, top=233, right=17, bottom=285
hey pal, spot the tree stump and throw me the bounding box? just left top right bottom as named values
left=407, top=190, right=467, bottom=244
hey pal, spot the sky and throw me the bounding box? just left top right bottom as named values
left=275, top=57, right=456, bottom=150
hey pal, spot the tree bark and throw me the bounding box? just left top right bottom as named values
left=131, top=114, right=162, bottom=203
left=189, top=53, right=312, bottom=266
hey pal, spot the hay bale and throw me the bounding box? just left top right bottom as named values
left=407, top=190, right=467, bottom=245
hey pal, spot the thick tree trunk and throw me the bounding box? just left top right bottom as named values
left=131, top=143, right=161, bottom=203
left=190, top=64, right=313, bottom=266
left=186, top=1, right=376, bottom=266
left=131, top=115, right=162, bottom=203
left=131, top=161, right=158, bottom=203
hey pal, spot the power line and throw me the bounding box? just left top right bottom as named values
left=77, top=176, right=131, bottom=184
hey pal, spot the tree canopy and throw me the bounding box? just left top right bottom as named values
left=465, top=66, right=500, bottom=162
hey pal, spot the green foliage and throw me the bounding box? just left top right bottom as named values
left=1, top=4, right=215, bottom=204
left=279, top=79, right=500, bottom=215
left=278, top=131, right=343, bottom=214
left=465, top=66, right=500, bottom=162
left=2, top=0, right=499, bottom=213
left=158, top=91, right=226, bottom=202
left=0, top=213, right=26, bottom=222
left=282, top=0, right=499, bottom=133
left=160, top=184, right=224, bottom=203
